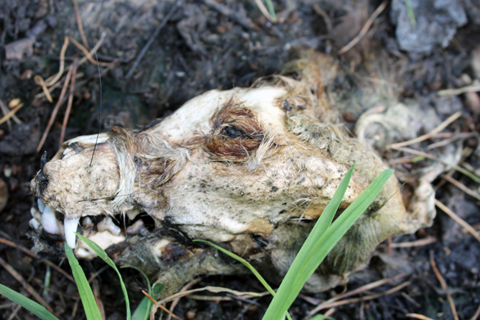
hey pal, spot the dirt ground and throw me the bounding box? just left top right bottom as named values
left=1, top=0, right=480, bottom=319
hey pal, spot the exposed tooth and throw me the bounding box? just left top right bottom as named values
left=97, top=217, right=121, bottom=236
left=76, top=231, right=126, bottom=259
left=42, top=206, right=62, bottom=235
left=82, top=217, right=94, bottom=228
left=29, top=218, right=40, bottom=230
left=126, top=208, right=142, bottom=220
left=64, top=217, right=80, bottom=248
left=37, top=199, right=45, bottom=213
left=126, top=220, right=144, bottom=234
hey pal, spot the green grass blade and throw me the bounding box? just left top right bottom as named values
left=64, top=242, right=103, bottom=320
left=194, top=239, right=292, bottom=320
left=265, top=0, right=277, bottom=19
left=132, top=296, right=152, bottom=320
left=263, top=169, right=394, bottom=320
left=77, top=233, right=131, bottom=320
left=0, top=283, right=59, bottom=320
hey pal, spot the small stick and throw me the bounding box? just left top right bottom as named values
left=37, top=66, right=73, bottom=152
left=389, top=111, right=462, bottom=149
left=168, top=278, right=201, bottom=320
left=307, top=274, right=406, bottom=317
left=426, top=132, right=478, bottom=150
left=309, top=281, right=410, bottom=314
left=142, top=290, right=182, bottom=320
left=125, top=0, right=182, bottom=80
left=313, top=4, right=332, bottom=33
left=390, top=146, right=480, bottom=183
left=0, top=237, right=75, bottom=283
left=34, top=76, right=54, bottom=102
left=0, top=256, right=55, bottom=315
left=435, top=199, right=480, bottom=243
left=471, top=303, right=480, bottom=320
left=73, top=0, right=89, bottom=50
left=0, top=99, right=21, bottom=124
left=43, top=36, right=69, bottom=87
left=338, top=0, right=389, bottom=55
left=438, top=83, right=480, bottom=97
left=430, top=254, right=459, bottom=320
left=440, top=174, right=480, bottom=202
left=60, top=61, right=78, bottom=146
left=406, top=314, right=435, bottom=320
left=68, top=37, right=111, bottom=67
left=389, top=236, right=437, bottom=248
left=0, top=103, right=23, bottom=125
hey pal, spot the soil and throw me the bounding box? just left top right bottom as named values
left=1, top=0, right=480, bottom=319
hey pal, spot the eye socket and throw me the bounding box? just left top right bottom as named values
left=221, top=126, right=243, bottom=139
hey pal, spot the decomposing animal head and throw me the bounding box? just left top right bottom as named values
left=30, top=53, right=434, bottom=297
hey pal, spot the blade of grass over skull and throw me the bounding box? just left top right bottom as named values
left=64, top=242, right=103, bottom=320
left=77, top=234, right=131, bottom=320
left=262, top=168, right=394, bottom=320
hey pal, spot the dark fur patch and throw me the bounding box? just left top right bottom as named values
left=204, top=98, right=264, bottom=161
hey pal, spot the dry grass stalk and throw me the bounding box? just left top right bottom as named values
left=0, top=236, right=75, bottom=283
left=73, top=0, right=89, bottom=50
left=430, top=254, right=459, bottom=320
left=435, top=199, right=480, bottom=243
left=167, top=278, right=201, bottom=320
left=0, top=103, right=23, bottom=125
left=37, top=65, right=74, bottom=153
left=0, top=256, right=55, bottom=315
left=389, top=236, right=437, bottom=248
left=406, top=314, right=435, bottom=320
left=440, top=174, right=480, bottom=202
left=307, top=273, right=407, bottom=317
left=338, top=0, right=389, bottom=55
left=0, top=99, right=21, bottom=124
left=389, top=111, right=462, bottom=149
left=60, top=61, right=78, bottom=147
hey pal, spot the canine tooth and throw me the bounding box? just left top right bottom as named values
left=97, top=217, right=121, bottom=236
left=126, top=220, right=144, bottom=234
left=64, top=217, right=80, bottom=248
left=42, top=206, right=61, bottom=234
left=37, top=199, right=45, bottom=213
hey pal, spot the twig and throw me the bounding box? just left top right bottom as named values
left=73, top=0, right=89, bottom=50
left=313, top=4, right=332, bottom=33
left=338, top=0, right=389, bottom=55
left=142, top=290, right=182, bottom=320
left=0, top=236, right=75, bottom=283
left=68, top=37, right=111, bottom=66
left=309, top=281, right=410, bottom=315
left=426, top=132, right=478, bottom=150
left=390, top=146, right=480, bottom=183
left=430, top=254, right=459, bottom=320
left=438, top=82, right=480, bottom=97
left=435, top=199, right=480, bottom=243
left=0, top=103, right=23, bottom=125
left=168, top=278, right=201, bottom=320
left=0, top=99, right=21, bottom=124
left=389, top=111, right=462, bottom=149
left=202, top=0, right=256, bottom=30
left=40, top=36, right=69, bottom=87
left=7, top=304, right=21, bottom=320
left=151, top=286, right=267, bottom=319
left=307, top=274, right=406, bottom=317
left=440, top=174, right=480, bottom=202
left=0, top=256, right=55, bottom=315
left=389, top=237, right=437, bottom=248
left=406, top=314, right=435, bottom=320
left=471, top=303, right=480, bottom=320
left=60, top=61, right=78, bottom=146
left=34, top=76, right=54, bottom=102
left=37, top=65, right=73, bottom=153
left=125, top=0, right=182, bottom=80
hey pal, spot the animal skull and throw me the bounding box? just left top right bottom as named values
left=30, top=54, right=434, bottom=297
